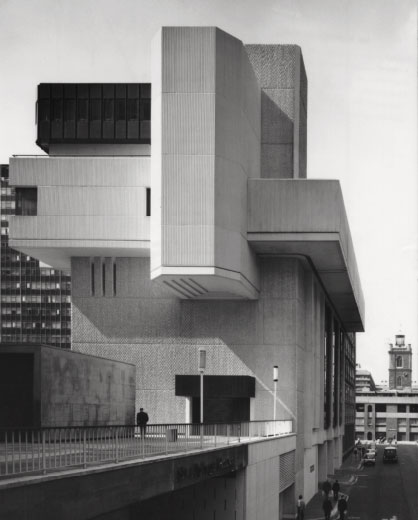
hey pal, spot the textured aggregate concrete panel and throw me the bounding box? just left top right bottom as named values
left=40, top=347, right=135, bottom=427
left=261, top=89, right=294, bottom=143
left=181, top=300, right=263, bottom=345
left=261, top=144, right=293, bottom=178
left=72, top=257, right=310, bottom=423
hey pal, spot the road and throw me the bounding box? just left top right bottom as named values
left=347, top=444, right=418, bottom=520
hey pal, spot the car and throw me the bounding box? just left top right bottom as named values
left=365, top=448, right=377, bottom=458
left=383, top=446, right=398, bottom=463
left=363, top=452, right=376, bottom=466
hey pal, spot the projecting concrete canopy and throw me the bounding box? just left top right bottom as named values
left=247, top=179, right=365, bottom=332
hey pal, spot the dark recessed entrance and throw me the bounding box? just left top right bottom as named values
left=176, top=375, right=255, bottom=423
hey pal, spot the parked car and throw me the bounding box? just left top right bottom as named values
left=366, top=448, right=377, bottom=458
left=363, top=452, right=376, bottom=466
left=383, top=446, right=398, bottom=463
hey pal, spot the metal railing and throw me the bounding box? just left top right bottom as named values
left=0, top=420, right=293, bottom=479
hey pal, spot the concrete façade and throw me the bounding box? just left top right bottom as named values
left=7, top=26, right=364, bottom=518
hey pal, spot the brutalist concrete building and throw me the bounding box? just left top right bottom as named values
left=8, top=26, right=364, bottom=516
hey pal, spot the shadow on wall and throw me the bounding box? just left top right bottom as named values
left=72, top=250, right=303, bottom=422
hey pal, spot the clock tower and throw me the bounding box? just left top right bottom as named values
left=388, top=334, right=413, bottom=390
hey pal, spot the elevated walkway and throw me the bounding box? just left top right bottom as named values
left=0, top=421, right=295, bottom=520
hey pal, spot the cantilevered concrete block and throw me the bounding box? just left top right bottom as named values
left=151, top=27, right=260, bottom=299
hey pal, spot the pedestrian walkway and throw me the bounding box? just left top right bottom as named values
left=304, top=454, right=360, bottom=520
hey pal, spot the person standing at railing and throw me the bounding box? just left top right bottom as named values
left=136, top=407, right=149, bottom=438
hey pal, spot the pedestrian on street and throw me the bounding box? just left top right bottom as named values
left=332, top=479, right=340, bottom=501
left=338, top=496, right=348, bottom=520
left=322, top=479, right=332, bottom=498
left=353, top=447, right=358, bottom=459
left=297, top=494, right=305, bottom=520
left=322, top=497, right=332, bottom=520
left=136, top=407, right=149, bottom=438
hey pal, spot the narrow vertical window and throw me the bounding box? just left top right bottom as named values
left=146, top=187, right=151, bottom=216
left=102, top=261, right=106, bottom=296
left=113, top=262, right=117, bottom=296
left=91, top=262, right=95, bottom=296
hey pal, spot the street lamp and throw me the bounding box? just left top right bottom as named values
left=198, top=348, right=206, bottom=423
left=273, top=365, right=278, bottom=420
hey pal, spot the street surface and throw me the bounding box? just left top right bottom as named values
left=305, top=444, right=418, bottom=520
left=343, top=444, right=418, bottom=520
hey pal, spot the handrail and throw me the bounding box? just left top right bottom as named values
left=0, top=420, right=293, bottom=479
left=11, top=155, right=149, bottom=158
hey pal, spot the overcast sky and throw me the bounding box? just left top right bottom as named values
left=0, top=0, right=416, bottom=383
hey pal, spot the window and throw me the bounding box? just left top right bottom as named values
left=116, top=99, right=126, bottom=121
left=102, top=262, right=106, bottom=295
left=15, top=188, right=37, bottom=216
left=103, top=99, right=114, bottom=121
left=396, top=356, right=402, bottom=368
left=410, top=404, right=418, bottom=413
left=52, top=99, right=63, bottom=121
left=127, top=99, right=139, bottom=120
left=398, top=404, right=406, bottom=413
left=90, top=99, right=101, bottom=121
left=91, top=262, right=95, bottom=296
left=142, top=98, right=151, bottom=120
left=396, top=376, right=402, bottom=387
left=77, top=99, right=88, bottom=121
left=146, top=188, right=151, bottom=216
left=113, top=262, right=117, bottom=296
left=367, top=405, right=373, bottom=412
left=38, top=100, right=50, bottom=122
left=64, top=99, right=76, bottom=121
left=375, top=404, right=386, bottom=412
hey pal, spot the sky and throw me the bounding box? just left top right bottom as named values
left=0, top=0, right=416, bottom=383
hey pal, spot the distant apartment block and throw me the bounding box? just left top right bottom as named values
left=0, top=165, right=71, bottom=348
left=356, top=368, right=377, bottom=392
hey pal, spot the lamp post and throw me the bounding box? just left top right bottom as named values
left=273, top=365, right=278, bottom=420
left=198, top=348, right=206, bottom=423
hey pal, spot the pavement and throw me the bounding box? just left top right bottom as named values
left=304, top=454, right=362, bottom=520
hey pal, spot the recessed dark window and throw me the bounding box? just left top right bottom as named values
left=375, top=404, right=386, bottom=412
left=64, top=99, right=76, bottom=121
left=146, top=188, right=151, bottom=216
left=15, top=188, right=37, bottom=216
left=127, top=99, right=139, bottom=120
left=103, top=99, right=114, bottom=121
left=116, top=99, right=126, bottom=121
left=90, top=99, right=101, bottom=121
left=77, top=99, right=88, bottom=121
left=91, top=262, right=95, bottom=296
left=52, top=99, right=62, bottom=121
left=142, top=99, right=151, bottom=120
left=36, top=83, right=151, bottom=151
left=398, top=404, right=406, bottom=413
left=38, top=100, right=50, bottom=122
left=102, top=262, right=106, bottom=295
left=113, top=262, right=117, bottom=296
